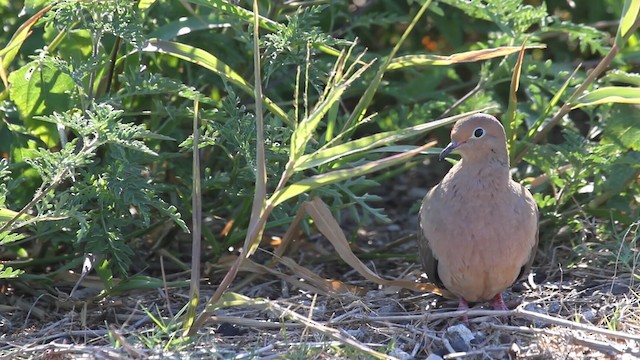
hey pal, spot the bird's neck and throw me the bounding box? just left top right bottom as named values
left=454, top=156, right=511, bottom=189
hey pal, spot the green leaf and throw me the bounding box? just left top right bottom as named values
left=343, top=0, right=432, bottom=131
left=521, top=64, right=582, bottom=147
left=617, top=0, right=640, bottom=43
left=95, top=258, right=114, bottom=291
left=141, top=39, right=292, bottom=126
left=206, top=292, right=263, bottom=312
left=602, top=105, right=640, bottom=151
left=603, top=70, right=640, bottom=87
left=288, top=47, right=372, bottom=161
left=0, top=264, right=24, bottom=279
left=23, top=0, right=50, bottom=12
left=572, top=87, right=640, bottom=108
left=43, top=27, right=93, bottom=61
left=543, top=20, right=610, bottom=55
left=148, top=14, right=229, bottom=40
left=187, top=0, right=283, bottom=32
left=0, top=4, right=53, bottom=87
left=0, top=208, right=31, bottom=226
left=8, top=60, right=75, bottom=147
left=0, top=231, right=26, bottom=245
left=110, top=275, right=188, bottom=294
left=137, top=0, right=157, bottom=9
left=441, top=0, right=547, bottom=34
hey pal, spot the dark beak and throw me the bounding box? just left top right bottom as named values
left=439, top=141, right=461, bottom=161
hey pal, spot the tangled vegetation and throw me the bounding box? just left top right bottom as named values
left=0, top=0, right=638, bottom=358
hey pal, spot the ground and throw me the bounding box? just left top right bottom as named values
left=1, top=159, right=639, bottom=359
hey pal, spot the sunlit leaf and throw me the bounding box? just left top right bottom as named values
left=137, top=0, right=157, bottom=9
left=0, top=208, right=31, bottom=226
left=148, top=14, right=230, bottom=39
left=290, top=48, right=372, bottom=161
left=603, top=70, right=640, bottom=87
left=617, top=0, right=640, bottom=44
left=0, top=230, right=26, bottom=245
left=0, top=4, right=53, bottom=88
left=205, top=291, right=264, bottom=312
left=8, top=60, right=75, bottom=147
left=572, top=87, right=640, bottom=108
left=0, top=265, right=24, bottom=279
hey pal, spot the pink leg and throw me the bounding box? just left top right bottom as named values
left=491, top=293, right=508, bottom=311
left=458, top=297, right=470, bottom=324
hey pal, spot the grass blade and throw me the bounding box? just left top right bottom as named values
left=293, top=110, right=484, bottom=171
left=616, top=0, right=640, bottom=45
left=187, top=0, right=283, bottom=32
left=187, top=0, right=270, bottom=336
left=246, top=0, right=268, bottom=258
left=183, top=99, right=201, bottom=333
left=270, top=141, right=436, bottom=207
left=387, top=45, right=545, bottom=70
left=148, top=15, right=230, bottom=39
left=290, top=52, right=372, bottom=161
left=572, top=86, right=640, bottom=108
left=505, top=39, right=529, bottom=155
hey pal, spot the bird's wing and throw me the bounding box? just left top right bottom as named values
left=417, top=190, right=445, bottom=289
left=516, top=196, right=539, bottom=282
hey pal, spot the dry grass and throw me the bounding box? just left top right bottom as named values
left=1, top=219, right=638, bottom=360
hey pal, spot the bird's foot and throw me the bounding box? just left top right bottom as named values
left=490, top=293, right=510, bottom=322
left=490, top=293, right=508, bottom=311
left=458, top=297, right=470, bottom=324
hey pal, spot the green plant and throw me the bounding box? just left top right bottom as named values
left=120, top=303, right=191, bottom=352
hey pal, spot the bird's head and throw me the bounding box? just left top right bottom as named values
left=439, top=113, right=508, bottom=163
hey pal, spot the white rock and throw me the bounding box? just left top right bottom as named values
left=425, top=353, right=444, bottom=360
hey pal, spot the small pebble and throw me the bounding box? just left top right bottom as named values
left=548, top=301, right=561, bottom=314
left=445, top=323, right=475, bottom=352
left=425, top=353, right=444, bottom=360
left=388, top=348, right=412, bottom=360
left=523, top=303, right=548, bottom=327
left=581, top=307, right=597, bottom=323
left=216, top=322, right=247, bottom=337
left=386, top=224, right=401, bottom=232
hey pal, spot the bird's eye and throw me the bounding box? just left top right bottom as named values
left=472, top=127, right=485, bottom=138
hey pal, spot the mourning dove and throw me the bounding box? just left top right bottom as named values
left=418, top=113, right=538, bottom=318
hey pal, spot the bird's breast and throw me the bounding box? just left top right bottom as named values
left=423, top=177, right=535, bottom=302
